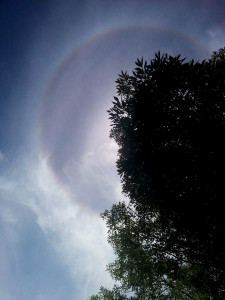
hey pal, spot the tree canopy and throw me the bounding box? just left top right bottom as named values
left=90, top=48, right=225, bottom=299
left=90, top=202, right=211, bottom=300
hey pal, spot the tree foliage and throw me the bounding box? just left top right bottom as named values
left=90, top=48, right=225, bottom=299
left=90, top=202, right=210, bottom=299
left=210, top=46, right=225, bottom=63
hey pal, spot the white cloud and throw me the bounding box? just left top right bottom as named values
left=33, top=158, right=114, bottom=296
left=0, top=155, right=115, bottom=299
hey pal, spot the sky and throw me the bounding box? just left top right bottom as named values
left=0, top=0, right=224, bottom=299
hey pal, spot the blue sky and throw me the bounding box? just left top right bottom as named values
left=0, top=1, right=224, bottom=299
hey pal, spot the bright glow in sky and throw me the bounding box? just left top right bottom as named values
left=0, top=1, right=224, bottom=299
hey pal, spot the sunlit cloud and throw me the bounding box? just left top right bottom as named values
left=0, top=155, right=114, bottom=298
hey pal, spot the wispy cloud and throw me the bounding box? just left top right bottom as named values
left=207, top=25, right=225, bottom=51
left=0, top=155, right=115, bottom=299
left=1, top=207, right=17, bottom=224
left=0, top=151, right=3, bottom=161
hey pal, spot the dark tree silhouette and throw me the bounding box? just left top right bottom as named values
left=90, top=48, right=225, bottom=299
left=108, top=50, right=225, bottom=297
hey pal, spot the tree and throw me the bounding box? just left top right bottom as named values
left=90, top=49, right=225, bottom=299
left=89, top=285, right=128, bottom=300
left=90, top=202, right=210, bottom=299
left=108, top=50, right=225, bottom=283
left=210, top=46, right=225, bottom=63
